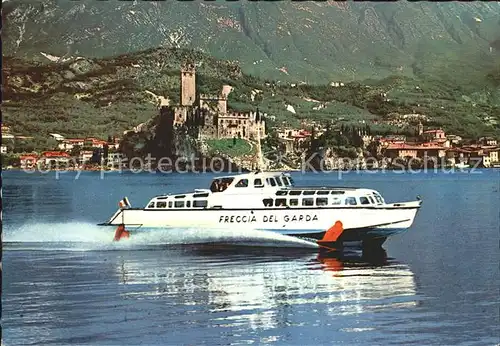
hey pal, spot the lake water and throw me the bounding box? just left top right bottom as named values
left=2, top=170, right=499, bottom=345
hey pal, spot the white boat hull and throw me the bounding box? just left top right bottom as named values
left=102, top=201, right=422, bottom=243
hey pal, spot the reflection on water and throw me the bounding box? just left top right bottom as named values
left=116, top=247, right=417, bottom=328
left=3, top=246, right=420, bottom=345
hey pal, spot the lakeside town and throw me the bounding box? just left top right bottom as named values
left=2, top=120, right=499, bottom=172
left=2, top=63, right=499, bottom=171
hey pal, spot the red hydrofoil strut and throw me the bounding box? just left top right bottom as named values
left=113, top=224, right=130, bottom=241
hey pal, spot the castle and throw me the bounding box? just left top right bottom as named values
left=162, top=62, right=266, bottom=141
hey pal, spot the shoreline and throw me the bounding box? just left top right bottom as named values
left=2, top=166, right=498, bottom=173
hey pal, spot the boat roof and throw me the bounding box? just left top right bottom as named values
left=213, top=171, right=290, bottom=180
left=286, top=186, right=358, bottom=190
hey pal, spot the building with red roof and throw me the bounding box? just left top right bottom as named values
left=19, top=154, right=38, bottom=169
left=58, top=137, right=109, bottom=151
left=447, top=145, right=499, bottom=167
left=40, top=151, right=72, bottom=166
left=423, top=129, right=446, bottom=142
left=384, top=143, right=447, bottom=160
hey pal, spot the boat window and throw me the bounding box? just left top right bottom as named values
left=289, top=198, right=299, bottom=206
left=276, top=190, right=288, bottom=196
left=263, top=198, right=274, bottom=207
left=275, top=198, right=287, bottom=207
left=174, top=201, right=184, bottom=208
left=235, top=179, right=249, bottom=188
left=275, top=178, right=283, bottom=187
left=332, top=197, right=342, bottom=205
left=186, top=201, right=191, bottom=208
left=316, top=197, right=328, bottom=206
left=156, top=196, right=168, bottom=200
left=147, top=201, right=155, bottom=208
left=331, top=191, right=345, bottom=195
left=168, top=201, right=173, bottom=208
left=345, top=197, right=357, bottom=205
left=289, top=190, right=302, bottom=196
left=210, top=179, right=221, bottom=193
left=317, top=190, right=330, bottom=195
left=288, top=177, right=295, bottom=186
left=219, top=178, right=234, bottom=192
left=281, top=177, right=289, bottom=186
left=266, top=178, right=277, bottom=187
left=368, top=196, right=376, bottom=204
left=302, top=198, right=314, bottom=206
left=193, top=200, right=207, bottom=208
left=359, top=197, right=370, bottom=205
left=175, top=195, right=185, bottom=199
left=210, top=178, right=234, bottom=193
left=156, top=201, right=167, bottom=208
left=193, top=193, right=209, bottom=198
left=303, top=191, right=315, bottom=196
left=254, top=178, right=264, bottom=188
left=373, top=194, right=383, bottom=204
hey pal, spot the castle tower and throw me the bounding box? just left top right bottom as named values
left=217, top=93, right=227, bottom=114
left=180, top=62, right=196, bottom=106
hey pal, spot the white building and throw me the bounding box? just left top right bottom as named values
left=58, top=139, right=85, bottom=151
left=50, top=133, right=65, bottom=141
left=58, top=138, right=108, bottom=151
left=107, top=152, right=124, bottom=167
left=79, top=150, right=94, bottom=164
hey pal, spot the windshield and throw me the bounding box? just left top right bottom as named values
left=210, top=178, right=234, bottom=193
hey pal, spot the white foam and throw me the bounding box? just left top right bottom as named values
left=3, top=222, right=112, bottom=243
left=3, top=222, right=318, bottom=250
left=129, top=227, right=319, bottom=248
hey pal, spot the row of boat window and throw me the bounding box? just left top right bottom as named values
left=263, top=195, right=382, bottom=207
left=210, top=176, right=295, bottom=192
left=232, top=177, right=295, bottom=188
left=275, top=190, right=384, bottom=204
left=276, top=190, right=346, bottom=196
left=236, top=176, right=294, bottom=188
left=147, top=192, right=210, bottom=209
left=146, top=192, right=383, bottom=209
left=148, top=200, right=208, bottom=209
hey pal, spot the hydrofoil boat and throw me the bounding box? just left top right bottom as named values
left=99, top=172, right=422, bottom=249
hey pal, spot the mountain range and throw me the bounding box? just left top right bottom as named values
left=2, top=0, right=500, bottom=145
left=3, top=0, right=500, bottom=84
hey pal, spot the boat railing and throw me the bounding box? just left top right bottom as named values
left=285, top=186, right=359, bottom=190
left=194, top=189, right=211, bottom=193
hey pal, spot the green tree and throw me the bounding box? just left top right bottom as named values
left=70, top=145, right=82, bottom=157
left=1, top=153, right=19, bottom=167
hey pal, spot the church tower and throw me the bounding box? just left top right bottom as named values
left=180, top=62, right=196, bottom=106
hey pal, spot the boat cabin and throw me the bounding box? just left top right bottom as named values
left=143, top=172, right=388, bottom=210
left=208, top=172, right=294, bottom=193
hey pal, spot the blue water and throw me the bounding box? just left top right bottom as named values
left=2, top=170, right=499, bottom=345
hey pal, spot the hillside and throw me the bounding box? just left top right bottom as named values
left=2, top=48, right=247, bottom=137
left=3, top=0, right=500, bottom=84
left=3, top=48, right=499, bottom=144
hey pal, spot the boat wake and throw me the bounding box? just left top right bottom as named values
left=3, top=222, right=318, bottom=251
